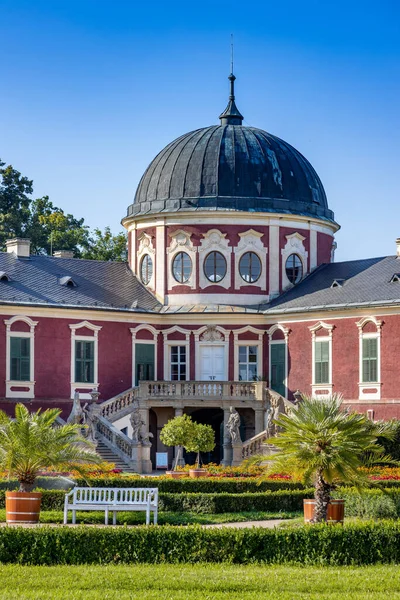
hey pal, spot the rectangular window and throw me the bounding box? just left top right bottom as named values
left=170, top=346, right=186, bottom=381
left=315, top=340, right=329, bottom=384
left=270, top=343, right=286, bottom=397
left=10, top=337, right=30, bottom=381
left=75, top=340, right=94, bottom=383
left=238, top=345, right=258, bottom=381
left=362, top=338, right=378, bottom=382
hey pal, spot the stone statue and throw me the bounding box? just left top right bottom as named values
left=82, top=402, right=98, bottom=446
left=130, top=407, right=142, bottom=443
left=129, top=406, right=153, bottom=444
left=226, top=406, right=241, bottom=444
left=265, top=403, right=274, bottom=437
left=67, top=391, right=84, bottom=425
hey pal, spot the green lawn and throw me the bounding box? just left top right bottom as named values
left=0, top=509, right=298, bottom=525
left=0, top=564, right=400, bottom=599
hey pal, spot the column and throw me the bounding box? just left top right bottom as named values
left=254, top=408, right=265, bottom=435
left=269, top=224, right=280, bottom=299
left=139, top=407, right=152, bottom=473
left=310, top=228, right=317, bottom=271
left=155, top=224, right=166, bottom=304
left=222, top=407, right=233, bottom=466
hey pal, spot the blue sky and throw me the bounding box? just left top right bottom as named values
left=1, top=0, right=399, bottom=261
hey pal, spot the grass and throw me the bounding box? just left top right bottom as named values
left=0, top=564, right=400, bottom=599
left=0, top=509, right=296, bottom=525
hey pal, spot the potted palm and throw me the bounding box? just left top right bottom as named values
left=185, top=422, right=216, bottom=478
left=264, top=394, right=394, bottom=523
left=160, top=414, right=193, bottom=478
left=0, top=404, right=99, bottom=524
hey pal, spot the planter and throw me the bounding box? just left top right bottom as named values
left=189, top=469, right=208, bottom=479
left=6, top=491, right=42, bottom=524
left=166, top=471, right=187, bottom=479
left=303, top=499, right=345, bottom=524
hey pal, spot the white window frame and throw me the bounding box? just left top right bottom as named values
left=356, top=317, right=382, bottom=400
left=130, top=325, right=158, bottom=386
left=234, top=229, right=267, bottom=291
left=69, top=320, right=102, bottom=399
left=166, top=230, right=197, bottom=291
left=281, top=232, right=308, bottom=290
left=309, top=321, right=334, bottom=398
left=137, top=232, right=155, bottom=290
left=267, top=324, right=290, bottom=399
left=4, top=315, right=38, bottom=399
left=233, top=326, right=263, bottom=381
left=194, top=325, right=230, bottom=380
left=162, top=326, right=190, bottom=381
left=198, top=229, right=232, bottom=290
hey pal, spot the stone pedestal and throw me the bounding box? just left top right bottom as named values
left=231, top=442, right=243, bottom=466
left=222, top=444, right=233, bottom=467
left=141, top=442, right=153, bottom=474
left=131, top=443, right=143, bottom=473
left=254, top=408, right=265, bottom=435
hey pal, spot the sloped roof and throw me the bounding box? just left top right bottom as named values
left=0, top=252, right=161, bottom=313
left=264, top=256, right=400, bottom=314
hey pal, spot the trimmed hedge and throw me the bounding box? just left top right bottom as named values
left=74, top=477, right=306, bottom=493
left=1, top=522, right=400, bottom=565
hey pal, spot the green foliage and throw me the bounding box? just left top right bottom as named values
left=0, top=160, right=32, bottom=248
left=159, top=414, right=194, bottom=448
left=81, top=227, right=127, bottom=262
left=0, top=404, right=99, bottom=491
left=1, top=522, right=400, bottom=565
left=270, top=395, right=393, bottom=488
left=376, top=419, right=400, bottom=461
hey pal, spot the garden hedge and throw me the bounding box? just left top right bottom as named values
left=1, top=522, right=400, bottom=565
left=74, top=477, right=306, bottom=493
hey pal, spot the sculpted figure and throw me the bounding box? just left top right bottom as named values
left=67, top=390, right=84, bottom=425
left=82, top=402, right=98, bottom=446
left=130, top=408, right=142, bottom=443
left=226, top=406, right=241, bottom=443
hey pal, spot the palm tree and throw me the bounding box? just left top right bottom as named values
left=267, top=394, right=394, bottom=523
left=0, top=403, right=99, bottom=492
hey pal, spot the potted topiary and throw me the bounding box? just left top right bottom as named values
left=0, top=403, right=99, bottom=524
left=264, top=394, right=394, bottom=523
left=185, top=422, right=216, bottom=478
left=160, top=414, right=194, bottom=478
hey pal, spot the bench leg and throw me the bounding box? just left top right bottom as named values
left=63, top=507, right=68, bottom=525
left=154, top=507, right=158, bottom=525
left=113, top=511, right=117, bottom=526
left=72, top=510, right=76, bottom=525
left=146, top=507, right=150, bottom=525
left=105, top=507, right=109, bottom=525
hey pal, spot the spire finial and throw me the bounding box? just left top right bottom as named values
left=219, top=35, right=243, bottom=126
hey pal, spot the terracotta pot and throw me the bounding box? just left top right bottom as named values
left=303, top=499, right=345, bottom=524
left=6, top=491, right=42, bottom=524
left=189, top=469, right=208, bottom=479
left=166, top=471, right=187, bottom=479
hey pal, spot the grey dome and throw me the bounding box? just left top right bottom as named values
left=126, top=75, right=335, bottom=224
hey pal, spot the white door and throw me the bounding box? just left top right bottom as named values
left=200, top=345, right=226, bottom=380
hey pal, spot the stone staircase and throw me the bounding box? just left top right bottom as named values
left=95, top=440, right=137, bottom=473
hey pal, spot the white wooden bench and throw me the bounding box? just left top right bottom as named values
left=63, top=487, right=158, bottom=525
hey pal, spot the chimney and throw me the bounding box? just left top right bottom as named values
left=5, top=238, right=31, bottom=258
left=396, top=238, right=400, bottom=258
left=53, top=250, right=75, bottom=259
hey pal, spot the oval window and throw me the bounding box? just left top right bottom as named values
left=239, top=252, right=262, bottom=283
left=204, top=251, right=227, bottom=283
left=285, top=254, right=303, bottom=284
left=172, top=252, right=192, bottom=283
left=140, top=254, right=153, bottom=285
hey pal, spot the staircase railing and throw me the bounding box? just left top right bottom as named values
left=100, top=388, right=139, bottom=420
left=95, top=414, right=136, bottom=467
left=241, top=429, right=271, bottom=459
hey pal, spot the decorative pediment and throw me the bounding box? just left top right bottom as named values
left=281, top=232, right=307, bottom=256
left=200, top=326, right=224, bottom=342
left=167, top=230, right=195, bottom=254
left=234, top=229, right=265, bottom=253
left=138, top=232, right=155, bottom=255
left=198, top=229, right=230, bottom=253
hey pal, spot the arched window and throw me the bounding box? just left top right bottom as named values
left=204, top=251, right=227, bottom=283
left=285, top=254, right=303, bottom=284
left=239, top=252, right=261, bottom=283
left=140, top=255, right=153, bottom=285
left=172, top=252, right=192, bottom=283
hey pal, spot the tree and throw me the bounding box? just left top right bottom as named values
left=0, top=403, right=99, bottom=492
left=266, top=394, right=394, bottom=523
left=160, top=414, right=195, bottom=470
left=0, top=159, right=32, bottom=248
left=27, top=196, right=90, bottom=256
left=82, top=227, right=127, bottom=262
left=184, top=422, right=215, bottom=469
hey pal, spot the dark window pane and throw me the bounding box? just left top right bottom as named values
left=75, top=340, right=94, bottom=383
left=140, top=255, right=153, bottom=285
left=172, top=252, right=192, bottom=284
left=239, top=252, right=262, bottom=283
left=204, top=252, right=227, bottom=283
left=285, top=254, right=303, bottom=284
left=10, top=337, right=31, bottom=381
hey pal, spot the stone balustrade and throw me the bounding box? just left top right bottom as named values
left=241, top=429, right=271, bottom=459
left=100, top=388, right=139, bottom=419
left=95, top=414, right=136, bottom=465
left=139, top=380, right=265, bottom=401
